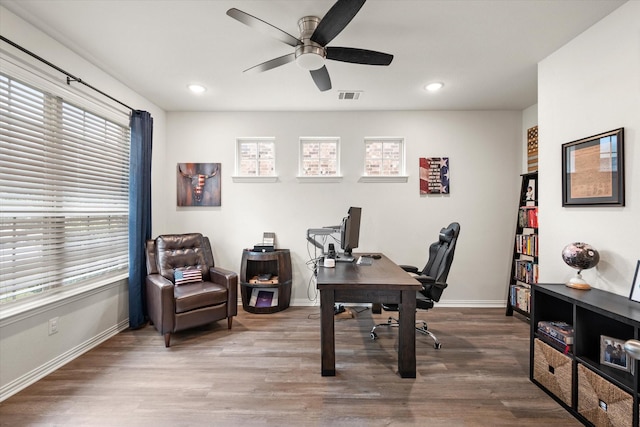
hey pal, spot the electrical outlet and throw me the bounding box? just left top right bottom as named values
left=48, top=317, right=59, bottom=335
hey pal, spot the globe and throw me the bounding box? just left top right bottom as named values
left=561, top=242, right=599, bottom=290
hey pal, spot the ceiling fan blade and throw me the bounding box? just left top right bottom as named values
left=227, top=8, right=299, bottom=47
left=311, top=0, right=367, bottom=47
left=243, top=53, right=295, bottom=73
left=310, top=66, right=332, bottom=92
left=326, top=47, right=393, bottom=65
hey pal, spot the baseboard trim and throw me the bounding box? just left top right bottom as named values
left=0, top=318, right=129, bottom=402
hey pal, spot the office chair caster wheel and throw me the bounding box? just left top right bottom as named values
left=370, top=332, right=378, bottom=340
left=434, top=342, right=442, bottom=349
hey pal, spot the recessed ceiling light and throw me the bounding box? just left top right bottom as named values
left=188, top=84, right=206, bottom=94
left=425, top=82, right=444, bottom=92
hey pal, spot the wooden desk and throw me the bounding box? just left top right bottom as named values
left=316, top=253, right=421, bottom=378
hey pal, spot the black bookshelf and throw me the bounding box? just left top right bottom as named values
left=506, top=172, right=538, bottom=319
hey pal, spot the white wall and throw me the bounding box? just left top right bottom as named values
left=162, top=110, right=522, bottom=306
left=0, top=6, right=166, bottom=400
left=538, top=1, right=640, bottom=296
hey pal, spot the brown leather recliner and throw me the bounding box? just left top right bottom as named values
left=145, top=233, right=238, bottom=347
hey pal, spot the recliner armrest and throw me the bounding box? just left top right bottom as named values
left=146, top=273, right=176, bottom=334
left=399, top=265, right=419, bottom=274
left=210, top=266, right=238, bottom=317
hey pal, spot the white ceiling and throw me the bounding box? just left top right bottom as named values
left=0, top=0, right=626, bottom=112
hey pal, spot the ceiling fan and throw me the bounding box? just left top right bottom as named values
left=226, top=0, right=393, bottom=92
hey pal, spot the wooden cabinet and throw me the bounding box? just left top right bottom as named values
left=531, top=284, right=640, bottom=426
left=240, top=249, right=292, bottom=314
left=506, top=172, right=538, bottom=318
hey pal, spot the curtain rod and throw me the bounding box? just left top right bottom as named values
left=0, top=35, right=135, bottom=112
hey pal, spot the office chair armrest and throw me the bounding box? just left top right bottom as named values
left=399, top=265, right=420, bottom=274
left=412, top=274, right=437, bottom=284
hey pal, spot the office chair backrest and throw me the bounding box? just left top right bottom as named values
left=421, top=222, right=460, bottom=284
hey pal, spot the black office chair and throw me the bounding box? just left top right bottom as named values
left=370, top=222, right=461, bottom=349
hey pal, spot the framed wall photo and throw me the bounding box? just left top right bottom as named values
left=600, top=335, right=632, bottom=373
left=562, top=128, right=624, bottom=206
left=177, top=163, right=221, bottom=207
left=629, top=261, right=640, bottom=303
left=419, top=157, right=450, bottom=195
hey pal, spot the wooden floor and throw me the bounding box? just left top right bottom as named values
left=0, top=307, right=580, bottom=426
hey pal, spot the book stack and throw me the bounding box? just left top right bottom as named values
left=509, top=284, right=530, bottom=313
left=515, top=233, right=538, bottom=256
left=537, top=320, right=574, bottom=354
left=514, top=259, right=538, bottom=284
left=518, top=206, right=538, bottom=228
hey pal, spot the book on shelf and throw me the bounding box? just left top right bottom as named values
left=536, top=331, right=573, bottom=355
left=249, top=288, right=279, bottom=307
left=509, top=284, right=530, bottom=312
left=537, top=320, right=574, bottom=344
left=515, top=234, right=538, bottom=257
left=514, top=260, right=538, bottom=284
left=249, top=275, right=279, bottom=284
left=518, top=206, right=538, bottom=228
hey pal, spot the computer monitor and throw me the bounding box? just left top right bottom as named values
left=339, top=207, right=361, bottom=262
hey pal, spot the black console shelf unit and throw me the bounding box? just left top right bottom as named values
left=531, top=283, right=640, bottom=427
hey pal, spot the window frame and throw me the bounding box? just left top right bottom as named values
left=233, top=137, right=278, bottom=183
left=297, top=136, right=342, bottom=182
left=360, top=137, right=409, bottom=183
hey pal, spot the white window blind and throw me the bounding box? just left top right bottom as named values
left=0, top=73, right=130, bottom=304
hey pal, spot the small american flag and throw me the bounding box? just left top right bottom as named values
left=174, top=267, right=202, bottom=285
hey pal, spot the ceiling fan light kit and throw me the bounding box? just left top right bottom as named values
left=295, top=16, right=326, bottom=71
left=226, top=0, right=393, bottom=92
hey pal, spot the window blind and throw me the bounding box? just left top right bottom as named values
left=0, top=73, right=130, bottom=304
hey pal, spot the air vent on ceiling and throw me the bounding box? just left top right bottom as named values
left=338, top=90, right=362, bottom=100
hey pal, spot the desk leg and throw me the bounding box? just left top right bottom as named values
left=320, top=289, right=336, bottom=376
left=397, top=289, right=417, bottom=378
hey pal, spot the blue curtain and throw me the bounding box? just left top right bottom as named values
left=128, top=110, right=153, bottom=329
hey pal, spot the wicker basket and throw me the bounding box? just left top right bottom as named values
left=533, top=338, right=573, bottom=406
left=577, top=363, right=632, bottom=427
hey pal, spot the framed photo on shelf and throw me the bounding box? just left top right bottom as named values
left=562, top=128, right=624, bottom=207
left=629, top=260, right=640, bottom=303
left=600, top=335, right=632, bottom=373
